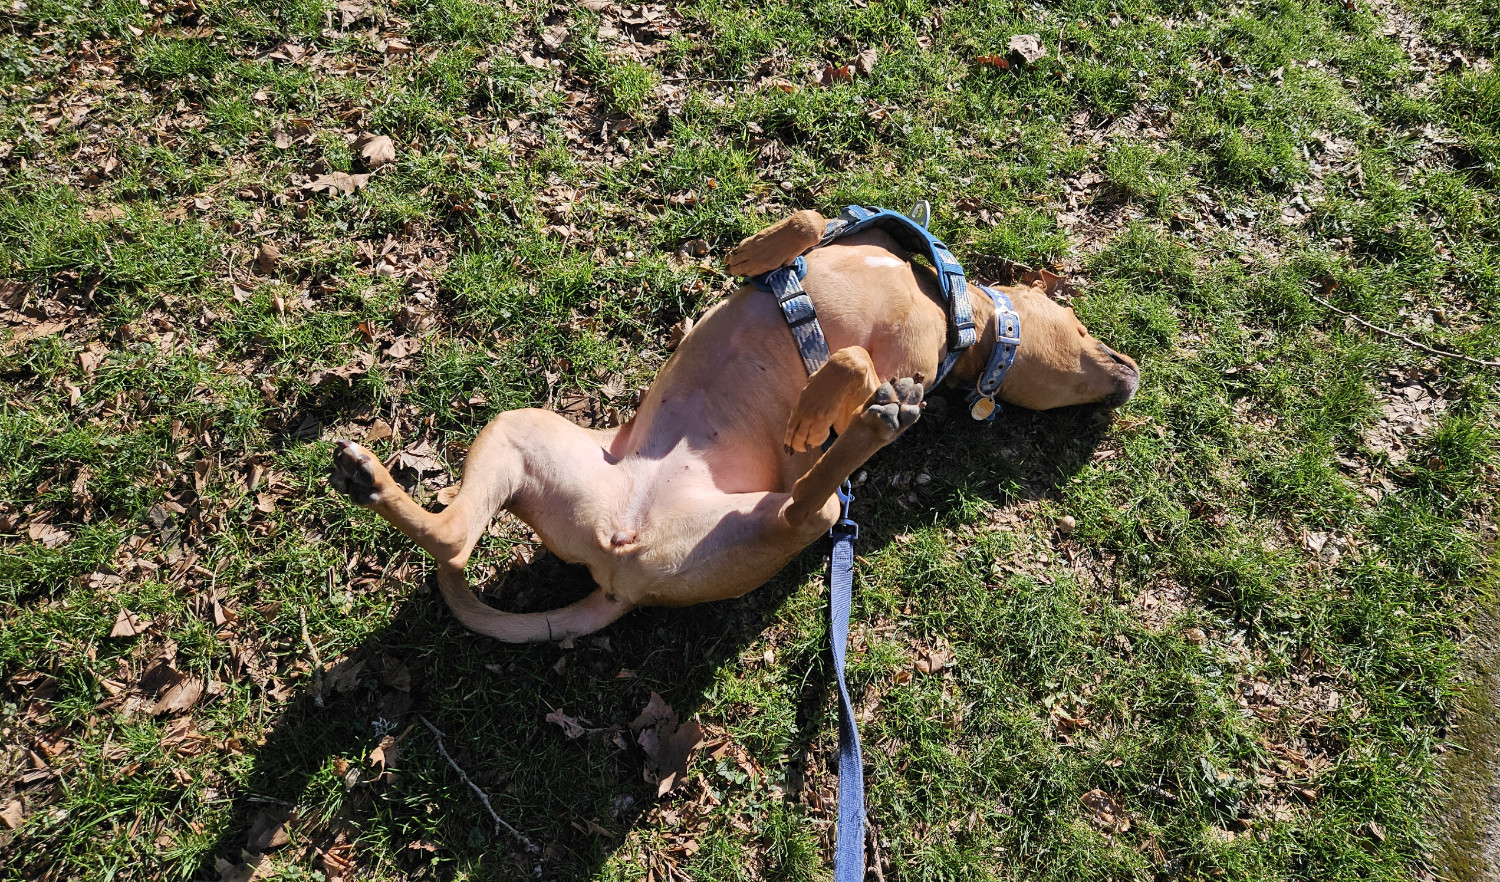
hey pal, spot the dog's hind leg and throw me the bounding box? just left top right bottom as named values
left=783, top=377, right=923, bottom=526
left=331, top=408, right=636, bottom=642
left=331, top=408, right=622, bottom=571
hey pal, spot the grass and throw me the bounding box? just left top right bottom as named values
left=0, top=0, right=1497, bottom=879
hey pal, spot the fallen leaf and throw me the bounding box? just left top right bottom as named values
left=818, top=64, right=853, bottom=87
left=27, top=521, right=71, bottom=548
left=246, top=806, right=295, bottom=851
left=1080, top=789, right=1129, bottom=832
left=304, top=172, right=370, bottom=196
left=369, top=734, right=397, bottom=769
left=541, top=23, right=570, bottom=51
left=666, top=317, right=694, bottom=349
left=915, top=646, right=952, bottom=674
left=322, top=658, right=366, bottom=696
left=630, top=692, right=705, bottom=796
left=546, top=708, right=587, bottom=739
left=975, top=55, right=1011, bottom=69
left=110, top=608, right=149, bottom=638
left=365, top=419, right=393, bottom=443
left=273, top=130, right=293, bottom=149
left=0, top=800, right=22, bottom=830
left=1008, top=34, right=1047, bottom=63
left=254, top=242, right=280, bottom=275
left=215, top=854, right=264, bottom=882
left=851, top=48, right=878, bottom=77
left=151, top=677, right=205, bottom=715
left=355, top=133, right=396, bottom=170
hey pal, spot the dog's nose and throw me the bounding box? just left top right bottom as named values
left=1101, top=344, right=1138, bottom=375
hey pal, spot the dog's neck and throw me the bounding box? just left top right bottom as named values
left=941, top=286, right=1007, bottom=390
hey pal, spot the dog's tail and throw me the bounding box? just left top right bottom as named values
left=435, top=566, right=634, bottom=643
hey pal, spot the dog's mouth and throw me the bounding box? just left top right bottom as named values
left=1099, top=345, right=1140, bottom=408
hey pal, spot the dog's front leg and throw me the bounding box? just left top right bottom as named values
left=783, top=377, right=923, bottom=526
left=784, top=346, right=884, bottom=454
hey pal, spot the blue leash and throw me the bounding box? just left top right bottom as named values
left=748, top=204, right=1022, bottom=880
left=829, top=479, right=864, bottom=881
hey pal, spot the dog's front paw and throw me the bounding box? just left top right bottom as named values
left=866, top=377, right=924, bottom=435
left=330, top=440, right=383, bottom=505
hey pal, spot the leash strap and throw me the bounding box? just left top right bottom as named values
left=828, top=480, right=864, bottom=882
left=760, top=256, right=831, bottom=375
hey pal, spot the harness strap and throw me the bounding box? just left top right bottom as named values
left=758, top=256, right=831, bottom=375
left=822, top=206, right=980, bottom=353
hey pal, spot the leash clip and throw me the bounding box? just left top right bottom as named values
left=831, top=480, right=860, bottom=541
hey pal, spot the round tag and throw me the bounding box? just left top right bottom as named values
left=970, top=396, right=996, bottom=421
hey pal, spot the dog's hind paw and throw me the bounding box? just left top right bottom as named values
left=330, top=440, right=383, bottom=505
left=867, top=377, right=924, bottom=435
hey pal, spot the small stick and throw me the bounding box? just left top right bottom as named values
left=1309, top=292, right=1500, bottom=368
left=419, top=716, right=540, bottom=853
left=299, top=608, right=325, bottom=708
left=866, top=820, right=887, bottom=882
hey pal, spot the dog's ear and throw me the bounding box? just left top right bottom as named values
left=1021, top=268, right=1078, bottom=300
left=726, top=209, right=827, bottom=277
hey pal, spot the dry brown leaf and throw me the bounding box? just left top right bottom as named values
left=914, top=646, right=952, bottom=674
left=304, top=172, right=370, bottom=196
left=0, top=800, right=23, bottom=830
left=365, top=418, right=393, bottom=443
left=385, top=336, right=420, bottom=359
left=79, top=343, right=108, bottom=375
left=630, top=692, right=705, bottom=796
left=1080, top=789, right=1129, bottom=832
left=27, top=520, right=71, bottom=548
left=666, top=317, right=694, bottom=349
left=246, top=807, right=295, bottom=851
left=151, top=677, right=205, bottom=715
left=273, top=130, right=292, bottom=149
left=817, top=64, right=853, bottom=87
left=355, top=133, right=396, bottom=170
left=214, top=854, right=264, bottom=882
left=254, top=242, right=280, bottom=275
left=110, top=608, right=149, bottom=638
left=851, top=48, right=878, bottom=77
left=1008, top=34, right=1047, bottom=63
left=369, top=734, right=397, bottom=769
left=546, top=708, right=587, bottom=739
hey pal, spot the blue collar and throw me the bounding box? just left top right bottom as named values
left=966, top=287, right=1021, bottom=421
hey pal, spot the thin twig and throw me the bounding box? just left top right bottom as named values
left=1309, top=292, right=1500, bottom=368
left=299, top=608, right=325, bottom=708
left=419, top=716, right=540, bottom=853
left=865, top=819, right=887, bottom=882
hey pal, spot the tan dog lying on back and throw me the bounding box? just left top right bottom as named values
left=331, top=210, right=1139, bottom=641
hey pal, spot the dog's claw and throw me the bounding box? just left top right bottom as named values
left=330, top=440, right=380, bottom=505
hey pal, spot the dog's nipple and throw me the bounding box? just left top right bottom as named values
left=610, top=530, right=637, bottom=548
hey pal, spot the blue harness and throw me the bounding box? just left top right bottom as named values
left=749, top=204, right=1022, bottom=881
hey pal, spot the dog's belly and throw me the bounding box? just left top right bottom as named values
left=518, top=437, right=797, bottom=606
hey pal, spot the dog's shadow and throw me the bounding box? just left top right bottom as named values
left=202, top=395, right=1114, bottom=881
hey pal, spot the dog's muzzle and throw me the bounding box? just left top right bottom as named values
left=1100, top=344, right=1140, bottom=408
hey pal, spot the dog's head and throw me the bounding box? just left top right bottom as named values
left=995, top=282, right=1139, bottom=411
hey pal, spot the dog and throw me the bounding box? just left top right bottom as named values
left=330, top=209, right=1139, bottom=642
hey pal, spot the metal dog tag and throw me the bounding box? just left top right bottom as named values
left=970, top=396, right=996, bottom=421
